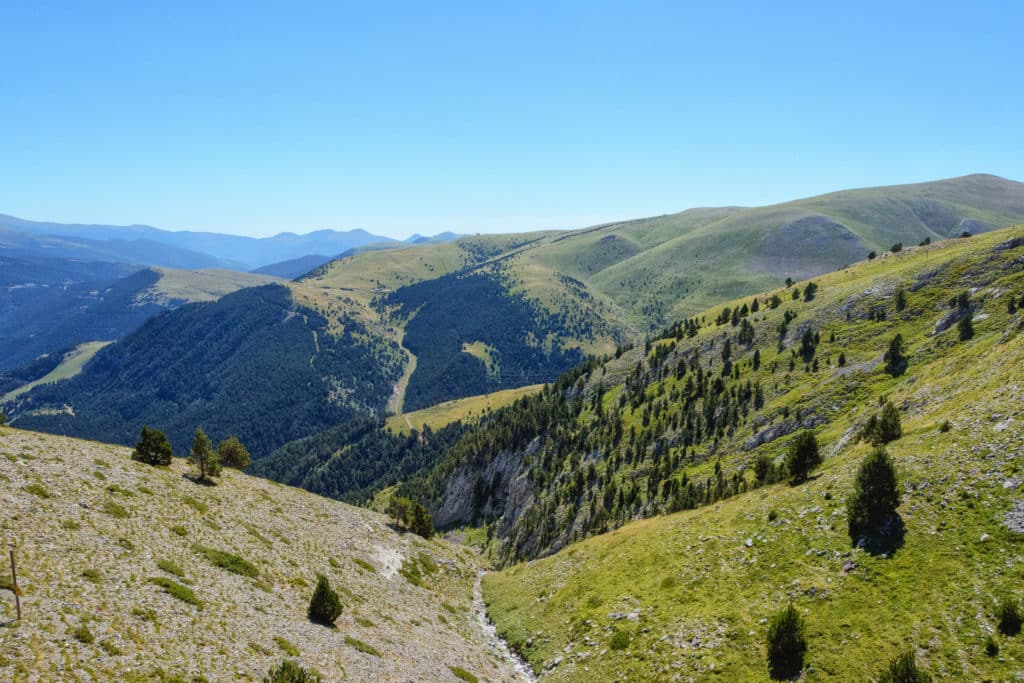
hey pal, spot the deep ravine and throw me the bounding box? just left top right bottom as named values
left=474, top=571, right=538, bottom=682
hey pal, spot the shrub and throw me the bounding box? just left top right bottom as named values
left=72, top=623, right=94, bottom=644
left=877, top=649, right=932, bottom=682
left=609, top=628, right=631, bottom=650
left=997, top=595, right=1021, bottom=636
left=847, top=447, right=900, bottom=540
left=449, top=667, right=479, bottom=683
left=102, top=499, right=129, bottom=519
left=218, top=436, right=251, bottom=469
left=264, top=660, right=322, bottom=683
left=308, top=573, right=343, bottom=626
left=274, top=636, right=300, bottom=657
left=344, top=635, right=381, bottom=657
left=193, top=545, right=258, bottom=577
left=984, top=634, right=999, bottom=657
left=170, top=524, right=189, bottom=537
left=766, top=604, right=806, bottom=680
left=132, top=426, right=173, bottom=466
left=23, top=483, right=50, bottom=498
left=148, top=577, right=203, bottom=609
left=785, top=431, right=822, bottom=483
left=156, top=559, right=186, bottom=578
left=938, top=420, right=951, bottom=433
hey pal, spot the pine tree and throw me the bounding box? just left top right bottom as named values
left=863, top=401, right=902, bottom=445
left=217, top=436, right=251, bottom=469
left=884, top=334, right=907, bottom=376
left=847, top=447, right=900, bottom=540
left=957, top=314, right=974, bottom=341
left=308, top=573, right=342, bottom=626
left=766, top=604, right=807, bottom=680
left=132, top=425, right=173, bottom=466
left=786, top=430, right=822, bottom=483
left=411, top=502, right=434, bottom=539
left=895, top=288, right=907, bottom=312
left=189, top=427, right=220, bottom=481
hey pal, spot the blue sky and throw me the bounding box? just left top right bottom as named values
left=1, top=1, right=1022, bottom=239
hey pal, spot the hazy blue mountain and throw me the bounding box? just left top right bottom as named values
left=0, top=214, right=397, bottom=269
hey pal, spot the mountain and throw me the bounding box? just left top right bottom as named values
left=0, top=258, right=279, bottom=370
left=253, top=225, right=1024, bottom=680
left=405, top=232, right=466, bottom=245
left=250, top=254, right=334, bottom=279
left=6, top=283, right=404, bottom=456
left=8, top=176, right=1024, bottom=467
left=0, top=427, right=524, bottom=681
left=0, top=223, right=234, bottom=270
left=0, top=214, right=397, bottom=270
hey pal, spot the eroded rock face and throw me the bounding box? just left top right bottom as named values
left=432, top=437, right=540, bottom=529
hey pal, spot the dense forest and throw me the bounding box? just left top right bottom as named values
left=9, top=284, right=404, bottom=456
left=384, top=269, right=587, bottom=410
left=250, top=415, right=470, bottom=503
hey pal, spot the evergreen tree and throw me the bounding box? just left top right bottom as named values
left=766, top=604, right=807, bottom=680
left=218, top=436, right=251, bottom=469
left=877, top=650, right=932, bottom=683
left=997, top=596, right=1021, bottom=636
left=411, top=502, right=434, bottom=539
left=387, top=496, right=412, bottom=527
left=786, top=430, right=822, bottom=483
left=862, top=400, right=902, bottom=445
left=753, top=348, right=761, bottom=371
left=895, top=288, right=907, bottom=312
left=957, top=314, right=974, bottom=341
left=189, top=427, right=221, bottom=481
left=307, top=573, right=343, bottom=626
left=847, top=446, right=900, bottom=540
left=884, top=334, right=907, bottom=376
left=803, top=281, right=818, bottom=301
left=132, top=425, right=173, bottom=466
left=868, top=250, right=877, bottom=260
left=838, top=351, right=846, bottom=367
left=0, top=410, right=6, bottom=427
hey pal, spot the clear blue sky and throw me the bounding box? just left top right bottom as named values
left=1, top=1, right=1022, bottom=239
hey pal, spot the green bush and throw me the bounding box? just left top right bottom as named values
left=148, top=577, right=203, bottom=609
left=877, top=649, right=932, bottom=682
left=847, top=447, right=900, bottom=541
left=862, top=401, right=902, bottom=445
left=449, top=666, right=479, bottom=682
left=72, top=623, right=94, bottom=644
left=102, top=499, right=130, bottom=519
left=193, top=545, right=258, bottom=577
left=23, top=483, right=50, bottom=499
left=132, top=425, right=173, bottom=466
left=308, top=573, right=343, bottom=626
left=984, top=634, right=999, bottom=657
left=344, top=635, right=381, bottom=657
left=264, top=660, right=322, bottom=683
left=188, top=427, right=221, bottom=481
left=218, top=436, right=252, bottom=469
left=766, top=605, right=806, bottom=680
left=156, top=559, right=186, bottom=578
left=997, top=595, right=1021, bottom=636
left=609, top=628, right=631, bottom=650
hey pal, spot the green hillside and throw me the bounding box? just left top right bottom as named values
left=311, top=174, right=1024, bottom=336
left=394, top=227, right=1024, bottom=680
left=5, top=283, right=403, bottom=457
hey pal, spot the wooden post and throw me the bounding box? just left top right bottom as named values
left=9, top=549, right=19, bottom=621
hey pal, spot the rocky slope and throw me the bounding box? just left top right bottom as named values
left=0, top=428, right=526, bottom=682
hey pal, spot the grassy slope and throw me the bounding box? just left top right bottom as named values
left=0, top=428, right=521, bottom=682
left=304, top=175, right=1024, bottom=339
left=386, top=384, right=545, bottom=435
left=141, top=267, right=282, bottom=305
left=482, top=228, right=1024, bottom=680
left=0, top=341, right=111, bottom=403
